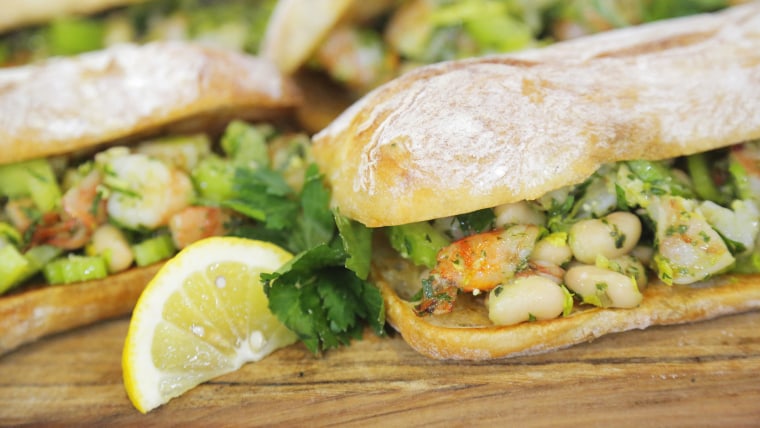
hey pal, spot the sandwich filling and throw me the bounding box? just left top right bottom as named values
left=0, top=0, right=276, bottom=67
left=0, top=120, right=311, bottom=295
left=386, top=140, right=760, bottom=325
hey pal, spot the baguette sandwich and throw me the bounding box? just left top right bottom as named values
left=311, top=3, right=760, bottom=360
left=0, top=41, right=302, bottom=355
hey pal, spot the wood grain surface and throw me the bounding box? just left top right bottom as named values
left=1, top=310, right=759, bottom=427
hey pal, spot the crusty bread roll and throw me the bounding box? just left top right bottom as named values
left=312, top=3, right=760, bottom=359
left=312, top=2, right=760, bottom=228
left=0, top=0, right=145, bottom=33
left=0, top=41, right=301, bottom=165
left=0, top=41, right=300, bottom=355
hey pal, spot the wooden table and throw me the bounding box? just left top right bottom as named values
left=1, top=311, right=759, bottom=426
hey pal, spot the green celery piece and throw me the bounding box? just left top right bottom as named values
left=131, top=235, right=176, bottom=267
left=43, top=255, right=108, bottom=285
left=191, top=155, right=236, bottom=202
left=48, top=17, right=105, bottom=56
left=686, top=153, right=724, bottom=203
left=0, top=158, right=62, bottom=213
left=387, top=222, right=450, bottom=268
left=0, top=222, right=22, bottom=247
left=728, top=156, right=753, bottom=201
left=221, top=120, right=273, bottom=168
left=20, top=245, right=63, bottom=282
left=0, top=245, right=31, bottom=294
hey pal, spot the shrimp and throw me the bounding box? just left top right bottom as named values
left=4, top=197, right=37, bottom=233
left=105, top=153, right=195, bottom=230
left=647, top=195, right=735, bottom=284
left=31, top=170, right=107, bottom=250
left=416, top=224, right=540, bottom=315
left=168, top=206, right=229, bottom=250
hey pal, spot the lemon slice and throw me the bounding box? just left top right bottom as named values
left=122, top=237, right=298, bottom=413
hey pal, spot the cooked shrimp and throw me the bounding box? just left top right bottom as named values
left=648, top=195, right=735, bottom=284
left=416, top=224, right=540, bottom=315
left=168, top=206, right=229, bottom=249
left=31, top=170, right=107, bottom=250
left=4, top=197, right=37, bottom=233
left=105, top=153, right=195, bottom=230
left=61, top=169, right=107, bottom=230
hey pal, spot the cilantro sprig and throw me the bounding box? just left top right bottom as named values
left=224, top=152, right=384, bottom=354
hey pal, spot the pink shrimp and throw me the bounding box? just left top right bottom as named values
left=416, top=224, right=540, bottom=315
left=168, top=206, right=229, bottom=250
left=31, top=170, right=107, bottom=250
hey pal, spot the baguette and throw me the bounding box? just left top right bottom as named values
left=0, top=41, right=300, bottom=355
left=313, top=2, right=760, bottom=227
left=312, top=3, right=760, bottom=359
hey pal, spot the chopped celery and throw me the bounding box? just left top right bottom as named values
left=687, top=153, right=725, bottom=203
left=22, top=245, right=63, bottom=278
left=0, top=245, right=31, bottom=294
left=0, top=222, right=22, bottom=247
left=43, top=255, right=108, bottom=285
left=11, top=245, right=64, bottom=289
left=387, top=222, right=451, bottom=268
left=728, top=156, right=754, bottom=201
left=48, top=17, right=105, bottom=56
left=0, top=158, right=62, bottom=213
left=221, top=120, right=273, bottom=167
left=191, top=155, right=236, bottom=202
left=626, top=160, right=694, bottom=198
left=131, top=235, right=175, bottom=267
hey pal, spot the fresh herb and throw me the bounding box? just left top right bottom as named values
left=225, top=148, right=384, bottom=354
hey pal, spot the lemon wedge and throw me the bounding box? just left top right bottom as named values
left=122, top=237, right=298, bottom=413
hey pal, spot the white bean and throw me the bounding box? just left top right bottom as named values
left=487, top=275, right=567, bottom=326
left=530, top=233, right=572, bottom=266
left=88, top=224, right=134, bottom=273
left=564, top=265, right=642, bottom=308
left=494, top=201, right=546, bottom=228
left=568, top=211, right=641, bottom=264
left=602, top=255, right=648, bottom=290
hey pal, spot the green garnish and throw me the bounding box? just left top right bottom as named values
left=224, top=137, right=384, bottom=354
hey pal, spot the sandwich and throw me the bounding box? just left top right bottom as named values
left=0, top=41, right=302, bottom=355
left=262, top=0, right=739, bottom=96
left=1, top=0, right=277, bottom=67
left=261, top=0, right=740, bottom=133
left=311, top=3, right=760, bottom=359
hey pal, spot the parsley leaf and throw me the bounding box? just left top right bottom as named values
left=225, top=143, right=384, bottom=354
left=262, top=241, right=384, bottom=354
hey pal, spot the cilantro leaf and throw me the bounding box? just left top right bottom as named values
left=263, top=242, right=384, bottom=354
left=224, top=167, right=297, bottom=230
left=221, top=128, right=385, bottom=355
left=334, top=211, right=372, bottom=280
left=289, top=164, right=335, bottom=252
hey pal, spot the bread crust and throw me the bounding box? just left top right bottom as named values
left=0, top=41, right=301, bottom=166
left=312, top=3, right=760, bottom=227
left=0, top=263, right=162, bottom=356
left=0, top=0, right=145, bottom=33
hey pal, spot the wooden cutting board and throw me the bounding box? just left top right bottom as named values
left=1, top=311, right=759, bottom=426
